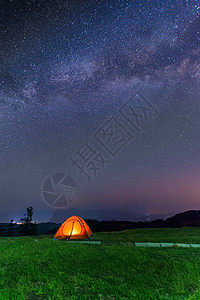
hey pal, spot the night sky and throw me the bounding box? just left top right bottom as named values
left=0, top=0, right=200, bottom=222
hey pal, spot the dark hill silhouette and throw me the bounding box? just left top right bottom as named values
left=165, top=210, right=200, bottom=227
left=43, top=210, right=200, bottom=234
left=1, top=210, right=200, bottom=236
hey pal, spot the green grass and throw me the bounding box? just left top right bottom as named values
left=92, top=227, right=200, bottom=245
left=1, top=228, right=200, bottom=299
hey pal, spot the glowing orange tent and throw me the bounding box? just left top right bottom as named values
left=53, top=216, right=93, bottom=240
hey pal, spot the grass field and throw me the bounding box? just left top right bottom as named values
left=1, top=228, right=200, bottom=299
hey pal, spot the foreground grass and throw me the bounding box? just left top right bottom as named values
left=92, top=227, right=200, bottom=245
left=1, top=228, right=200, bottom=299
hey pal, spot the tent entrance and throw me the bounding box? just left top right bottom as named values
left=63, top=220, right=82, bottom=237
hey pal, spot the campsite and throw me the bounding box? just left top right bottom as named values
left=1, top=226, right=200, bottom=299
left=1, top=0, right=200, bottom=299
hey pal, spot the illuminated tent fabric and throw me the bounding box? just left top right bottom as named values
left=53, top=216, right=93, bottom=240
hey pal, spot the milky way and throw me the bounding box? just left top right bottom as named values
left=0, top=0, right=200, bottom=221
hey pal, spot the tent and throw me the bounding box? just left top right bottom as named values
left=53, top=216, right=93, bottom=240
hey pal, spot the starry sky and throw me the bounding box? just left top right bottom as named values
left=0, top=0, right=200, bottom=222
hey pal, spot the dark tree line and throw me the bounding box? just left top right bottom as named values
left=19, top=206, right=37, bottom=235
left=0, top=206, right=37, bottom=236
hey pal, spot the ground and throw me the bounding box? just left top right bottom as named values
left=1, top=228, right=200, bottom=299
